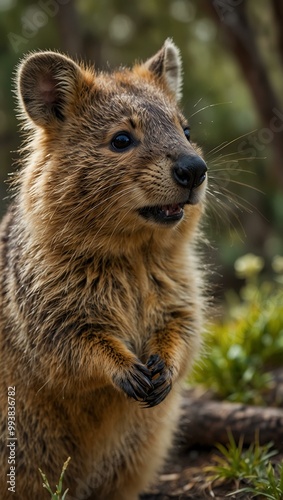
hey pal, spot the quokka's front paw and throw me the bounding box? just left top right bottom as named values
left=113, top=363, right=154, bottom=402
left=143, top=354, right=172, bottom=408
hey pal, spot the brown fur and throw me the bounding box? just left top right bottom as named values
left=0, top=40, right=207, bottom=499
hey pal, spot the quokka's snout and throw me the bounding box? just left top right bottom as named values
left=138, top=150, right=207, bottom=225
left=138, top=149, right=207, bottom=225
left=172, top=153, right=207, bottom=191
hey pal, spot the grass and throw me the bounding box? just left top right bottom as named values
left=39, top=457, right=70, bottom=499
left=236, top=462, right=283, bottom=499
left=205, top=432, right=283, bottom=499
left=205, top=431, right=277, bottom=485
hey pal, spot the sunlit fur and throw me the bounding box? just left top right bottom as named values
left=0, top=40, right=206, bottom=499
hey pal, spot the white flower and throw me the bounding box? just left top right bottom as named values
left=234, top=253, right=264, bottom=279
left=272, top=255, right=283, bottom=274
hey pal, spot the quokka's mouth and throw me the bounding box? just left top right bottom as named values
left=138, top=203, right=185, bottom=224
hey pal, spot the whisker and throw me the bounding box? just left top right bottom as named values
left=209, top=176, right=264, bottom=194
left=206, top=190, right=235, bottom=232
left=209, top=182, right=265, bottom=232
left=209, top=157, right=267, bottom=166
left=193, top=97, right=203, bottom=108
left=214, top=184, right=265, bottom=216
left=189, top=101, right=232, bottom=119
left=205, top=130, right=258, bottom=158
left=209, top=150, right=246, bottom=159
left=208, top=149, right=267, bottom=162
left=206, top=189, right=247, bottom=241
left=214, top=191, right=253, bottom=215
left=209, top=167, right=256, bottom=175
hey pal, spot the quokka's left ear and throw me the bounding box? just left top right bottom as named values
left=143, top=38, right=183, bottom=101
left=17, top=51, right=85, bottom=130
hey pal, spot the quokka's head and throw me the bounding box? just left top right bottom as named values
left=17, top=39, right=207, bottom=252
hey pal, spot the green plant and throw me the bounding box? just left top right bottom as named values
left=236, top=462, right=283, bottom=499
left=205, top=431, right=283, bottom=499
left=205, top=431, right=277, bottom=486
left=39, top=457, right=70, bottom=499
left=191, top=254, right=283, bottom=404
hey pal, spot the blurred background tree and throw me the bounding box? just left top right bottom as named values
left=0, top=0, right=282, bottom=297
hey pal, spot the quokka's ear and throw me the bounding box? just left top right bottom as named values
left=143, top=38, right=183, bottom=101
left=17, top=51, right=84, bottom=128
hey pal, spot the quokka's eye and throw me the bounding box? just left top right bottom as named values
left=184, top=127, right=191, bottom=142
left=111, top=132, right=133, bottom=151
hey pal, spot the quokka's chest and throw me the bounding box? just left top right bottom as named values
left=82, top=257, right=188, bottom=341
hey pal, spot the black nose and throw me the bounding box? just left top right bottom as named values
left=173, top=155, right=207, bottom=189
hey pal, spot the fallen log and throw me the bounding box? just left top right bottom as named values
left=177, top=390, right=283, bottom=450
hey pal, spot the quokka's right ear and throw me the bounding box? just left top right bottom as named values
left=17, top=51, right=84, bottom=129
left=143, top=38, right=183, bottom=102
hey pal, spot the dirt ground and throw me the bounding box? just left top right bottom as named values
left=140, top=382, right=283, bottom=500
left=141, top=448, right=251, bottom=499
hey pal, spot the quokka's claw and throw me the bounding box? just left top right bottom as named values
left=114, top=363, right=154, bottom=401
left=142, top=354, right=173, bottom=407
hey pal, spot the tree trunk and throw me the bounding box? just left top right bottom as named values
left=271, top=0, right=283, bottom=68
left=56, top=0, right=83, bottom=57
left=202, top=0, right=283, bottom=188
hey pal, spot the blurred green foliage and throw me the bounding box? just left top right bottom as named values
left=191, top=253, right=283, bottom=405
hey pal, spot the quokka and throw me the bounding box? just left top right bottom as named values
left=0, top=39, right=207, bottom=499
